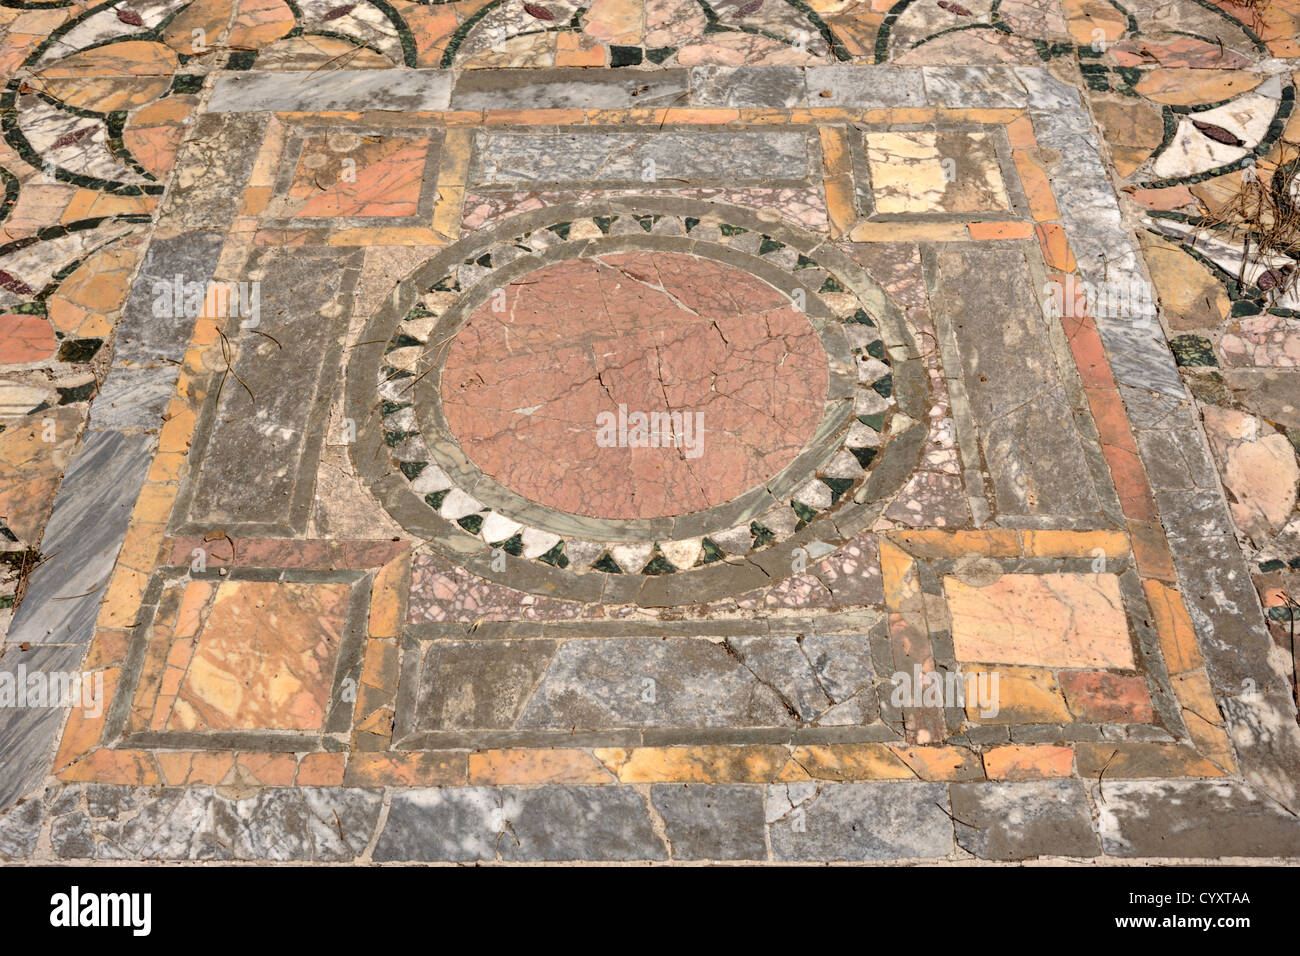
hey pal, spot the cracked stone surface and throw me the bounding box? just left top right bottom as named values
left=0, top=0, right=1298, bottom=865
left=441, top=251, right=829, bottom=519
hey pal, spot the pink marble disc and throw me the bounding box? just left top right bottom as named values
left=440, top=251, right=829, bottom=520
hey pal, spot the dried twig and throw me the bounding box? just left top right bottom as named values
left=1192, top=139, right=1300, bottom=301
left=215, top=328, right=255, bottom=404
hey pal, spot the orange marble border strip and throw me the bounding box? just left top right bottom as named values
left=1026, top=195, right=1236, bottom=775
left=879, top=540, right=946, bottom=746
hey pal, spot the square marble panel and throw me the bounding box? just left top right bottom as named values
left=864, top=130, right=1011, bottom=215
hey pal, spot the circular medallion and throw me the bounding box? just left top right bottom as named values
left=441, top=251, right=830, bottom=520
left=347, top=200, right=924, bottom=604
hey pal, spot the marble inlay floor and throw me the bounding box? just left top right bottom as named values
left=0, top=0, right=1297, bottom=865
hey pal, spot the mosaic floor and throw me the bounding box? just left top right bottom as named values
left=0, top=0, right=1298, bottom=864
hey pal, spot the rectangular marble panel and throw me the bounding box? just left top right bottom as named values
left=208, top=70, right=452, bottom=112
left=930, top=244, right=1103, bottom=517
left=474, top=129, right=812, bottom=186
left=175, top=247, right=361, bottom=534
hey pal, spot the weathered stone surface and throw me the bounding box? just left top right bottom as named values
left=690, top=66, right=807, bottom=108
left=0, top=794, right=44, bottom=858
left=156, top=113, right=264, bottom=232
left=1222, top=370, right=1300, bottom=433
left=90, top=233, right=224, bottom=431
left=931, top=245, right=1101, bottom=516
left=951, top=780, right=1099, bottom=859
left=1123, top=386, right=1221, bottom=496
left=922, top=66, right=1029, bottom=108
left=209, top=70, right=452, bottom=112
left=109, top=233, right=225, bottom=369
left=501, top=786, right=666, bottom=861
left=767, top=782, right=953, bottom=861
left=1170, top=533, right=1278, bottom=695
left=90, top=366, right=185, bottom=433
left=803, top=65, right=927, bottom=107
left=1094, top=780, right=1300, bottom=858
left=0, top=642, right=90, bottom=809
left=515, top=634, right=875, bottom=729
left=45, top=785, right=382, bottom=861
left=375, top=786, right=666, bottom=861
left=453, top=69, right=688, bottom=110
left=1093, top=317, right=1187, bottom=398
left=652, top=784, right=767, bottom=860
left=8, top=430, right=152, bottom=647
left=413, top=639, right=558, bottom=731
left=181, top=248, right=360, bottom=532
left=475, top=129, right=812, bottom=185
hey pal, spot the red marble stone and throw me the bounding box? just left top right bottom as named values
left=1058, top=670, right=1155, bottom=723
left=1108, top=37, right=1252, bottom=69
left=440, top=252, right=829, bottom=520
left=287, top=134, right=430, bottom=219
left=0, top=313, right=57, bottom=363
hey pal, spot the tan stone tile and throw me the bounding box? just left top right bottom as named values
left=983, top=744, right=1074, bottom=779
left=1032, top=222, right=1075, bottom=272
left=53, top=669, right=118, bottom=772
left=892, top=528, right=1022, bottom=559
left=1170, top=669, right=1222, bottom=723
left=849, top=221, right=970, bottom=242
left=584, top=0, right=644, bottom=44
left=1143, top=580, right=1204, bottom=674
left=1126, top=519, right=1177, bottom=582
left=779, top=743, right=915, bottom=781
left=369, top=555, right=409, bottom=639
left=343, top=752, right=467, bottom=787
left=879, top=539, right=919, bottom=608
left=1020, top=529, right=1128, bottom=559
left=1074, top=742, right=1225, bottom=778
left=157, top=751, right=236, bottom=786
left=594, top=745, right=788, bottom=783
left=167, top=580, right=352, bottom=732
left=1016, top=154, right=1061, bottom=221
left=865, top=130, right=1010, bottom=215
left=891, top=745, right=985, bottom=780
left=1138, top=232, right=1231, bottom=332
left=1183, top=712, right=1236, bottom=773
left=99, top=566, right=150, bottom=629
left=58, top=748, right=160, bottom=785
left=296, top=752, right=347, bottom=786
left=1132, top=68, right=1263, bottom=107
left=232, top=753, right=299, bottom=786
left=967, top=221, right=1034, bottom=240
left=469, top=749, right=613, bottom=785
left=556, top=32, right=607, bottom=66
left=947, top=573, right=1135, bottom=668
left=962, top=666, right=1071, bottom=723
